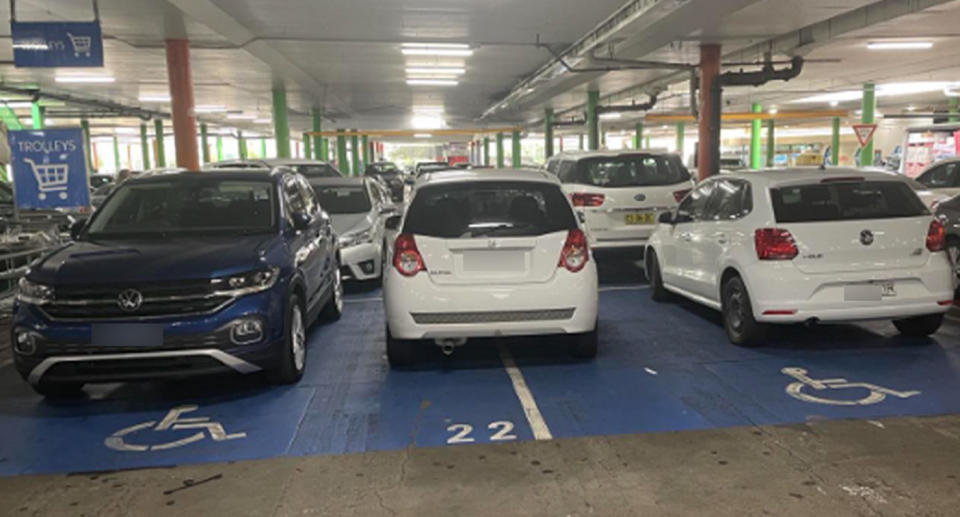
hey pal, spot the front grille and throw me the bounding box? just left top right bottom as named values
left=411, top=308, right=576, bottom=325
left=43, top=279, right=232, bottom=320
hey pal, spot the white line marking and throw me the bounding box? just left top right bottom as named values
left=344, top=297, right=383, bottom=303
left=644, top=367, right=658, bottom=375
left=498, top=344, right=552, bottom=441
left=599, top=285, right=650, bottom=292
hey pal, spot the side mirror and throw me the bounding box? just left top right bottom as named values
left=657, top=211, right=674, bottom=225
left=385, top=215, right=402, bottom=231
left=69, top=219, right=87, bottom=240
left=291, top=212, right=312, bottom=231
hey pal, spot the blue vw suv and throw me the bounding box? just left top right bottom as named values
left=12, top=170, right=343, bottom=397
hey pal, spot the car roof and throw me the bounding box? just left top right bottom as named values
left=720, top=167, right=915, bottom=187
left=923, top=157, right=960, bottom=169
left=415, top=168, right=560, bottom=187
left=259, top=158, right=333, bottom=166
left=306, top=176, right=366, bottom=187
left=549, top=149, right=679, bottom=160
left=125, top=170, right=282, bottom=183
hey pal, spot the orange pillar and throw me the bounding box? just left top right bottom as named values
left=697, top=44, right=722, bottom=181
left=165, top=39, right=200, bottom=171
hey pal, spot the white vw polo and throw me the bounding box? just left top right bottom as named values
left=646, top=168, right=956, bottom=346
left=383, top=169, right=599, bottom=365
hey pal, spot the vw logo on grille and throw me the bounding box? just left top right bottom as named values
left=634, top=193, right=647, bottom=202
left=860, top=230, right=874, bottom=246
left=117, top=289, right=143, bottom=312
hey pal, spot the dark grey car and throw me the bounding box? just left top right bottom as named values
left=935, top=193, right=960, bottom=298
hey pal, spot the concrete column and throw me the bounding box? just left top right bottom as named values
left=587, top=90, right=600, bottom=150
left=512, top=129, right=521, bottom=167
left=697, top=44, right=722, bottom=180
left=544, top=108, right=555, bottom=158
left=634, top=122, right=644, bottom=149
left=237, top=130, right=247, bottom=159
left=272, top=86, right=290, bottom=158
left=164, top=39, right=199, bottom=170
left=861, top=82, right=876, bottom=167
left=154, top=119, right=166, bottom=167
left=200, top=123, right=210, bottom=164
left=139, top=123, right=149, bottom=170
left=831, top=117, right=840, bottom=166
left=483, top=136, right=491, bottom=166
left=336, top=129, right=348, bottom=174
left=303, top=132, right=312, bottom=158
left=750, top=103, right=763, bottom=169
left=361, top=134, right=369, bottom=170
left=112, top=135, right=120, bottom=171
left=675, top=122, right=685, bottom=158
left=496, top=132, right=505, bottom=168
left=81, top=119, right=93, bottom=173
left=351, top=131, right=360, bottom=175
left=766, top=120, right=775, bottom=167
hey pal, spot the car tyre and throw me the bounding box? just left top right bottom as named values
left=32, top=382, right=84, bottom=399
left=269, top=294, right=306, bottom=384
left=721, top=275, right=767, bottom=347
left=569, top=322, right=599, bottom=359
left=320, top=266, right=344, bottom=322
left=647, top=251, right=673, bottom=303
left=386, top=325, right=415, bottom=367
left=947, top=236, right=960, bottom=300
left=893, top=314, right=944, bottom=337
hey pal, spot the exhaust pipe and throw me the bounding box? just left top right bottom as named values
left=435, top=338, right=467, bottom=356
left=804, top=318, right=820, bottom=327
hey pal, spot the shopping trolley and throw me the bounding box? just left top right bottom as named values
left=23, top=158, right=69, bottom=200
left=66, top=32, right=92, bottom=58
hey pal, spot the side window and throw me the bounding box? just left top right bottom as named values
left=368, top=181, right=384, bottom=204
left=677, top=181, right=716, bottom=221
left=709, top=179, right=753, bottom=220
left=917, top=165, right=954, bottom=188
left=557, top=161, right=578, bottom=183
left=296, top=177, right=320, bottom=216
left=948, top=163, right=960, bottom=187
left=283, top=177, right=307, bottom=219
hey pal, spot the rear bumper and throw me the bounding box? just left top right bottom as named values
left=383, top=265, right=598, bottom=339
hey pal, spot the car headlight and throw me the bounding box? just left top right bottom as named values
left=339, top=229, right=373, bottom=248
left=212, top=267, right=279, bottom=296
left=17, top=277, right=54, bottom=306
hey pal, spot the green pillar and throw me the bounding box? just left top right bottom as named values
left=112, top=135, right=121, bottom=171
left=81, top=119, right=93, bottom=173
left=351, top=131, right=360, bottom=175
left=216, top=136, right=223, bottom=161
left=272, top=86, right=290, bottom=158
left=645, top=135, right=651, bottom=148
left=765, top=120, right=775, bottom=167
left=238, top=130, right=247, bottom=159
left=544, top=108, right=555, bottom=158
left=260, top=138, right=267, bottom=159
left=634, top=122, right=644, bottom=149
left=312, top=109, right=326, bottom=161
left=483, top=136, right=491, bottom=166
left=948, top=97, right=958, bottom=123
left=586, top=90, right=600, bottom=150
left=200, top=123, right=210, bottom=164
left=511, top=129, right=521, bottom=167
left=154, top=119, right=166, bottom=168
left=831, top=117, right=840, bottom=166
left=496, top=132, right=505, bottom=168
left=750, top=103, right=762, bottom=169
left=361, top=134, right=369, bottom=170
left=303, top=132, right=312, bottom=158
left=336, top=129, right=348, bottom=174
left=139, top=123, right=149, bottom=170
left=675, top=122, right=685, bottom=157
left=861, top=82, right=876, bottom=167
left=30, top=102, right=43, bottom=129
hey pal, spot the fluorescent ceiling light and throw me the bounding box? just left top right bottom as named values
left=944, top=83, right=960, bottom=97
left=790, top=82, right=952, bottom=104
left=867, top=41, right=933, bottom=50
left=55, top=75, right=115, bottom=83
left=411, top=115, right=445, bottom=130
left=406, top=74, right=460, bottom=81
left=226, top=113, right=257, bottom=120
left=139, top=95, right=170, bottom=102
left=405, top=67, right=465, bottom=75
left=599, top=112, right=622, bottom=120
left=407, top=79, right=458, bottom=86
left=254, top=118, right=272, bottom=124
left=402, top=48, right=474, bottom=57
left=829, top=100, right=839, bottom=107
left=414, top=133, right=432, bottom=138
left=114, top=127, right=139, bottom=135
left=413, top=105, right=445, bottom=113
left=2, top=101, right=33, bottom=108
left=768, top=108, right=778, bottom=114
left=402, top=42, right=470, bottom=49
left=195, top=105, right=228, bottom=113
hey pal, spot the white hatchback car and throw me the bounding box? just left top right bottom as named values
left=544, top=150, right=695, bottom=251
left=383, top=169, right=599, bottom=365
left=646, top=168, right=956, bottom=346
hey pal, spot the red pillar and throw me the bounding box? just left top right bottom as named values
left=165, top=39, right=200, bottom=171
left=697, top=44, right=722, bottom=182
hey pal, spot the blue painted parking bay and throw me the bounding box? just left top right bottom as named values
left=0, top=262, right=958, bottom=476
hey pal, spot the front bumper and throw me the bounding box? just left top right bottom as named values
left=340, top=242, right=381, bottom=280
left=12, top=287, right=286, bottom=385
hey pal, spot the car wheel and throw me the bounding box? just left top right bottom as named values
left=32, top=382, right=84, bottom=399
left=893, top=314, right=944, bottom=337
left=386, top=325, right=415, bottom=367
left=269, top=294, right=306, bottom=384
left=569, top=322, right=599, bottom=359
left=647, top=251, right=672, bottom=303
left=321, top=266, right=344, bottom=322
left=721, top=275, right=767, bottom=347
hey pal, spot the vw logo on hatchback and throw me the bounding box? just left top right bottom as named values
left=860, top=230, right=874, bottom=246
left=117, top=289, right=143, bottom=312
left=634, top=193, right=647, bottom=202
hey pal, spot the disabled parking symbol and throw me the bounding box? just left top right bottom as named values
left=105, top=405, right=246, bottom=452
left=781, top=367, right=921, bottom=406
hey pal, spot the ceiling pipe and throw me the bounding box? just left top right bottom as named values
left=719, top=55, right=804, bottom=87
left=596, top=92, right=659, bottom=114
left=0, top=84, right=167, bottom=121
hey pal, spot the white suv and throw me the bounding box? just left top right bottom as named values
left=383, top=169, right=599, bottom=365
left=646, top=168, right=956, bottom=346
left=544, top=151, right=695, bottom=251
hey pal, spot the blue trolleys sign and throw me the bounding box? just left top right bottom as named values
left=11, top=21, right=103, bottom=68
left=8, top=128, right=90, bottom=210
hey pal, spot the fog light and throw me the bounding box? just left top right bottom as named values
left=359, top=260, right=376, bottom=275
left=13, top=329, right=40, bottom=356
left=230, top=318, right=264, bottom=345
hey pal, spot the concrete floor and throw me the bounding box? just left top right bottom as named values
left=1, top=414, right=958, bottom=516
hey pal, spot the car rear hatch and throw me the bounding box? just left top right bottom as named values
left=416, top=232, right=567, bottom=285
left=770, top=179, right=934, bottom=275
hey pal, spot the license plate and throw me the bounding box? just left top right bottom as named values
left=625, top=212, right=656, bottom=225
left=92, top=324, right=163, bottom=347
left=843, top=281, right=896, bottom=302
left=878, top=281, right=896, bottom=297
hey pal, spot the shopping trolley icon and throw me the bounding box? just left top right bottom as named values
left=66, top=32, right=92, bottom=58
left=23, top=157, right=69, bottom=200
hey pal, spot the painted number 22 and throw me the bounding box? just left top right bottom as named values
left=446, top=421, right=517, bottom=444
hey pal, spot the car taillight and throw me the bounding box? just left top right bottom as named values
left=755, top=228, right=798, bottom=260
left=672, top=189, right=692, bottom=203
left=558, top=229, right=589, bottom=272
left=393, top=233, right=425, bottom=276
left=926, top=219, right=945, bottom=252
left=571, top=193, right=605, bottom=207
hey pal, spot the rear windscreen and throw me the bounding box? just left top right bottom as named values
left=771, top=181, right=929, bottom=223
left=571, top=154, right=690, bottom=187
left=403, top=181, right=577, bottom=239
